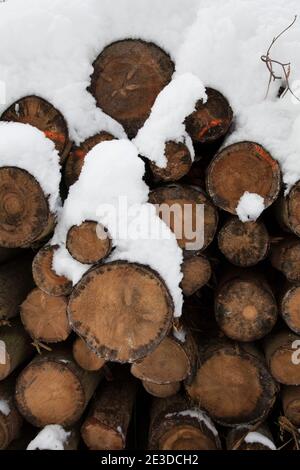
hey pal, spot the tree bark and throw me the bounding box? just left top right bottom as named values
left=66, top=221, right=112, bottom=264
left=149, top=141, right=192, bottom=183
left=226, top=424, right=276, bottom=450
left=68, top=261, right=173, bottom=363
left=206, top=141, right=281, bottom=214
left=282, top=385, right=300, bottom=426
left=180, top=254, right=211, bottom=296
left=270, top=237, right=300, bottom=282
left=142, top=381, right=180, bottom=398
left=72, top=337, right=105, bottom=371
left=280, top=282, right=300, bottom=334
left=0, top=319, right=33, bottom=380
left=276, top=181, right=300, bottom=237
left=0, top=375, right=23, bottom=449
left=264, top=329, right=300, bottom=385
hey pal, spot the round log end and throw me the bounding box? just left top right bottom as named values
left=142, top=381, right=180, bottom=398
left=66, top=221, right=112, bottom=265
left=180, top=255, right=211, bottom=296
left=150, top=142, right=192, bottom=183
left=81, top=419, right=124, bottom=450
left=73, top=337, right=105, bottom=371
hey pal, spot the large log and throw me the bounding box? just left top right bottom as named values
left=66, top=221, right=112, bottom=265
left=0, top=167, right=55, bottom=248
left=282, top=385, right=300, bottom=426
left=0, top=254, right=34, bottom=322
left=0, top=376, right=23, bottom=449
left=264, top=330, right=300, bottom=385
left=15, top=347, right=101, bottom=427
left=143, top=381, right=180, bottom=398
left=72, top=337, right=105, bottom=372
left=218, top=217, right=269, bottom=267
left=0, top=319, right=33, bottom=380
left=64, top=132, right=115, bottom=187
left=206, top=141, right=281, bottom=214
left=186, top=339, right=278, bottom=426
left=68, top=261, right=173, bottom=363
left=32, top=245, right=72, bottom=297
left=180, top=254, right=211, bottom=296
left=149, top=141, right=192, bottom=183
left=89, top=39, right=174, bottom=138
left=148, top=394, right=221, bottom=450
left=148, top=184, right=218, bottom=253
left=185, top=88, right=233, bottom=143
left=226, top=424, right=276, bottom=450
left=276, top=181, right=300, bottom=237
left=1, top=96, right=69, bottom=161
left=81, top=375, right=138, bottom=450
left=20, top=288, right=71, bottom=344
left=280, top=283, right=300, bottom=334
left=270, top=238, right=300, bottom=282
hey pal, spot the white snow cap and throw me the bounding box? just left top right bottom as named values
left=27, top=425, right=71, bottom=451
left=0, top=122, right=61, bottom=213
left=236, top=192, right=265, bottom=222
left=244, top=431, right=276, bottom=450
left=134, top=73, right=206, bottom=166
left=0, top=400, right=10, bottom=416
left=166, top=409, right=218, bottom=437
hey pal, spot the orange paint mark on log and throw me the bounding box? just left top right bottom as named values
left=198, top=119, right=223, bottom=139
left=44, top=130, right=66, bottom=143
left=73, top=149, right=86, bottom=159
left=254, top=144, right=277, bottom=169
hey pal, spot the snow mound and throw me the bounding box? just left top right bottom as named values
left=27, top=425, right=71, bottom=451
left=236, top=192, right=265, bottom=222
left=244, top=431, right=276, bottom=450
left=0, top=400, right=10, bottom=416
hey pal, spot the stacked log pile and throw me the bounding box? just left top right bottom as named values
left=0, top=38, right=300, bottom=451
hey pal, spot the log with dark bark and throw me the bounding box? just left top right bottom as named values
left=0, top=167, right=55, bottom=248
left=68, top=261, right=174, bottom=363
left=89, top=40, right=174, bottom=138
left=148, top=394, right=221, bottom=450
left=1, top=96, right=69, bottom=160
left=270, top=237, right=300, bottom=282
left=0, top=376, right=23, bottom=449
left=218, top=217, right=269, bottom=267
left=149, top=141, right=192, bottom=183
left=264, top=330, right=300, bottom=385
left=226, top=424, right=276, bottom=450
left=185, top=88, right=233, bottom=143
left=15, top=347, right=101, bottom=427
left=32, top=245, right=72, bottom=297
left=72, top=337, right=105, bottom=371
left=64, top=132, right=115, bottom=187
left=20, top=288, right=71, bottom=343
left=0, top=319, right=33, bottom=380
left=148, top=184, right=218, bottom=253
left=142, top=381, right=181, bottom=398
left=206, top=141, right=281, bottom=214
left=276, top=180, right=300, bottom=237
left=180, top=254, right=211, bottom=296
left=81, top=375, right=138, bottom=450
left=186, top=339, right=278, bottom=426
left=66, top=221, right=112, bottom=264
left=280, top=283, right=300, bottom=334
left=282, top=385, right=300, bottom=426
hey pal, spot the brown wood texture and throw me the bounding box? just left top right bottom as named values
left=66, top=221, right=112, bottom=264
left=149, top=141, right=192, bottom=183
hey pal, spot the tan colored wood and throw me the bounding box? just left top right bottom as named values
left=142, top=381, right=180, bottom=398
left=280, top=283, right=300, bottom=334
left=150, top=141, right=192, bottom=182
left=66, top=221, right=112, bottom=264
left=264, top=330, right=300, bottom=385
left=270, top=237, right=300, bottom=282
left=180, top=255, right=211, bottom=296
left=73, top=337, right=105, bottom=371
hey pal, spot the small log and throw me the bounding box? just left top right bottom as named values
left=131, top=330, right=198, bottom=384
left=206, top=141, right=281, bottom=214
left=280, top=283, right=300, bottom=334
left=218, top=217, right=269, bottom=267
left=226, top=424, right=276, bottom=450
left=264, top=330, right=300, bottom=385
left=276, top=180, right=300, bottom=237
left=0, top=167, right=55, bottom=248
left=0, top=319, right=33, bottom=380
left=185, top=88, right=233, bottom=143
left=0, top=376, right=23, bottom=449
left=89, top=39, right=174, bottom=138
left=64, top=132, right=114, bottom=187
left=1, top=96, right=69, bottom=160
left=270, top=237, right=300, bottom=282
left=81, top=375, right=138, bottom=450
left=72, top=337, right=105, bottom=371
left=32, top=244, right=73, bottom=297
left=66, top=221, right=112, bottom=264
left=27, top=424, right=80, bottom=450
left=143, top=381, right=180, bottom=398
left=15, top=346, right=101, bottom=427
left=282, top=385, right=300, bottom=426
left=148, top=184, right=218, bottom=253
left=186, top=339, right=278, bottom=426
left=68, top=261, right=173, bottom=363
left=148, top=394, right=220, bottom=450
left=149, top=141, right=192, bottom=183
left=215, top=271, right=277, bottom=342
left=180, top=254, right=211, bottom=296
left=20, top=288, right=71, bottom=343
left=0, top=254, right=34, bottom=321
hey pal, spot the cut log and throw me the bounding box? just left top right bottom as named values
left=32, top=245, right=73, bottom=297
left=185, top=88, right=233, bottom=143
left=89, top=39, right=174, bottom=138
left=66, top=221, right=112, bottom=264
left=0, top=376, right=23, bottom=449
left=131, top=330, right=198, bottom=384
left=1, top=96, right=69, bottom=160
left=148, top=184, right=218, bottom=252
left=20, top=288, right=71, bottom=343
left=264, top=330, right=300, bottom=385
left=270, top=238, right=300, bottom=282
left=282, top=385, right=300, bottom=426
left=215, top=271, right=277, bottom=342
left=206, top=141, right=281, bottom=214
left=0, top=319, right=33, bottom=380
left=218, top=217, right=269, bottom=267
left=148, top=394, right=220, bottom=450
left=0, top=254, right=34, bottom=321
left=68, top=261, right=174, bottom=363
left=186, top=339, right=278, bottom=426
left=149, top=141, right=192, bottom=183
left=276, top=180, right=300, bottom=237
left=81, top=375, right=138, bottom=450
left=143, top=381, right=180, bottom=398
left=0, top=167, right=55, bottom=248
left=64, top=132, right=115, bottom=187
left=280, top=283, right=300, bottom=334
left=72, top=337, right=105, bottom=371
left=226, top=424, right=276, bottom=450
left=180, top=254, right=211, bottom=296
left=15, top=346, right=101, bottom=427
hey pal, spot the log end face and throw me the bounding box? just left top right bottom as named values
left=81, top=419, right=124, bottom=450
